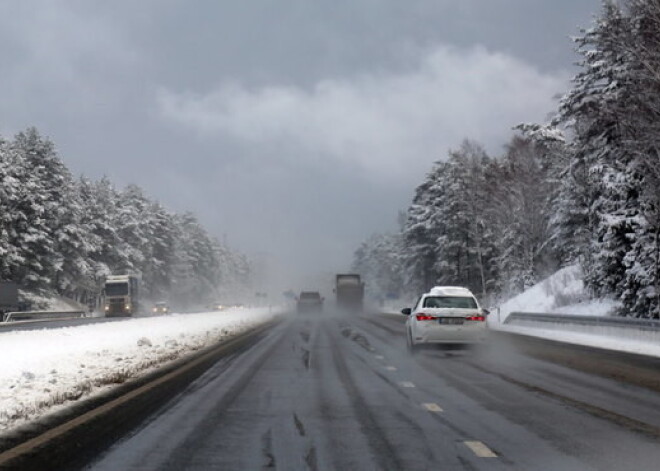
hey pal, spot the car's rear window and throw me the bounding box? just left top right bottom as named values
left=300, top=292, right=321, bottom=300
left=423, top=296, right=477, bottom=309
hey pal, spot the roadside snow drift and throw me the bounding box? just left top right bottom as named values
left=488, top=266, right=660, bottom=358
left=494, top=265, right=620, bottom=323
left=0, top=309, right=279, bottom=432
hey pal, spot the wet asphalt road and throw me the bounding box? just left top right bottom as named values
left=86, top=312, right=660, bottom=471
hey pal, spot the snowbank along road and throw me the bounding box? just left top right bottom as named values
left=0, top=309, right=278, bottom=433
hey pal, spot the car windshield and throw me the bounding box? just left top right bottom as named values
left=423, top=296, right=477, bottom=309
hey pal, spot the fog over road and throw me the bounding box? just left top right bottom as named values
left=87, top=312, right=660, bottom=471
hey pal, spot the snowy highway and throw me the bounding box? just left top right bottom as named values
left=81, top=312, right=660, bottom=471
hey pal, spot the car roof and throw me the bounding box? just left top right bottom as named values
left=427, top=286, right=474, bottom=297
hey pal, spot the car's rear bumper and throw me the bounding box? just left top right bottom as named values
left=412, top=325, right=487, bottom=344
left=297, top=304, right=323, bottom=313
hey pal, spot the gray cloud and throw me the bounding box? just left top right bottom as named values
left=0, top=0, right=602, bottom=290
left=156, top=45, right=567, bottom=181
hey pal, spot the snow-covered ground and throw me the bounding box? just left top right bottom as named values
left=0, top=308, right=280, bottom=433
left=496, top=324, right=660, bottom=358
left=487, top=265, right=660, bottom=358
left=492, top=264, right=620, bottom=323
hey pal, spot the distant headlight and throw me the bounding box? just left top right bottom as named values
left=104, top=305, right=109, bottom=311
left=125, top=304, right=130, bottom=310
left=153, top=307, right=158, bottom=312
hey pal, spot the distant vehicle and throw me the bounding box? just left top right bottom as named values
left=402, top=286, right=489, bottom=352
left=297, top=291, right=323, bottom=313
left=152, top=302, right=170, bottom=314
left=210, top=302, right=244, bottom=311
left=103, top=275, right=140, bottom=317
left=334, top=274, right=364, bottom=311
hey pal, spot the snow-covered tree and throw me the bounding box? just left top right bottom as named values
left=0, top=127, right=252, bottom=309
left=435, top=141, right=497, bottom=297
left=396, top=135, right=559, bottom=302
left=554, top=0, right=660, bottom=317
left=401, top=162, right=449, bottom=294
left=5, top=129, right=77, bottom=291
left=352, top=232, right=404, bottom=301
left=488, top=136, right=556, bottom=294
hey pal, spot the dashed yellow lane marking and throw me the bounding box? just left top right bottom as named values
left=422, top=403, right=443, bottom=412
left=464, top=441, right=497, bottom=458
left=385, top=366, right=397, bottom=371
left=399, top=381, right=415, bottom=388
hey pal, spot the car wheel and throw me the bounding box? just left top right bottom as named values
left=406, top=329, right=419, bottom=354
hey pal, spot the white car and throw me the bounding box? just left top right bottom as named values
left=402, top=286, right=489, bottom=352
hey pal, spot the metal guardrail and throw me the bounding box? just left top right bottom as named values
left=503, top=312, right=660, bottom=331
left=3, top=311, right=87, bottom=323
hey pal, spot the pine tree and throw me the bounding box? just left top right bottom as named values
left=352, top=233, right=404, bottom=301
left=1, top=127, right=252, bottom=308
left=401, top=162, right=448, bottom=294
left=554, top=0, right=660, bottom=317
left=488, top=136, right=555, bottom=294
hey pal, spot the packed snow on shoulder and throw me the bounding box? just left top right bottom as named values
left=488, top=266, right=660, bottom=358
left=0, top=308, right=280, bottom=432
left=496, top=325, right=660, bottom=359
left=492, top=264, right=620, bottom=324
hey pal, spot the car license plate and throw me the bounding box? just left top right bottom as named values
left=439, top=318, right=463, bottom=325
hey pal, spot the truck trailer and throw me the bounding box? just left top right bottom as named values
left=335, top=274, right=364, bottom=312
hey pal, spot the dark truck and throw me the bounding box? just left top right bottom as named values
left=297, top=291, right=323, bottom=313
left=335, top=274, right=364, bottom=312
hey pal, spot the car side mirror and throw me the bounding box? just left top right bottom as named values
left=401, top=308, right=411, bottom=315
left=483, top=308, right=490, bottom=316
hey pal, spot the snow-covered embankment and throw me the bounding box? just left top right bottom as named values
left=491, top=264, right=619, bottom=324
left=489, top=266, right=660, bottom=358
left=0, top=308, right=280, bottom=432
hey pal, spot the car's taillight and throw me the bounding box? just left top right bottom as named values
left=416, top=314, right=435, bottom=321
left=465, top=315, right=486, bottom=321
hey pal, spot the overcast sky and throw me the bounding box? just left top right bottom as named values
left=0, top=0, right=602, bottom=291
